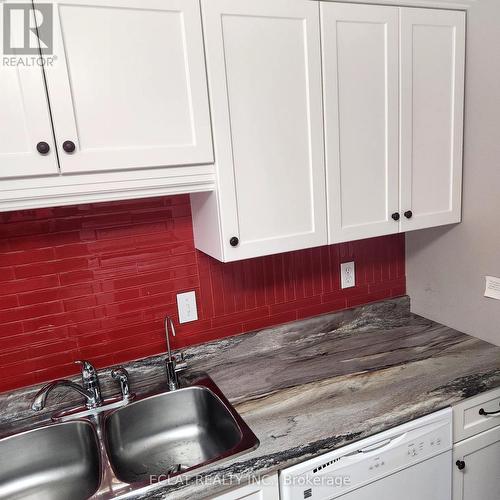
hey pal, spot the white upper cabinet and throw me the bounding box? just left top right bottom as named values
left=322, top=3, right=400, bottom=243
left=37, top=0, right=213, bottom=174
left=193, top=0, right=327, bottom=261
left=1, top=0, right=466, bottom=254
left=323, top=3, right=465, bottom=243
left=0, top=3, right=58, bottom=179
left=400, top=8, right=465, bottom=231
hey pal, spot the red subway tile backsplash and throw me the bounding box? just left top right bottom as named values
left=0, top=195, right=405, bottom=393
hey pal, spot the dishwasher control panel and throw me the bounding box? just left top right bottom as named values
left=280, top=408, right=452, bottom=500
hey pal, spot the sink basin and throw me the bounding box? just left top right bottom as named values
left=105, top=384, right=257, bottom=483
left=0, top=420, right=100, bottom=500
left=0, top=375, right=257, bottom=498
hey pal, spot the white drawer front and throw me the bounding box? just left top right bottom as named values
left=453, top=387, right=500, bottom=442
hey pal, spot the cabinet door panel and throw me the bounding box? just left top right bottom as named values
left=0, top=3, right=58, bottom=179
left=400, top=8, right=465, bottom=231
left=453, top=426, right=500, bottom=500
left=37, top=0, right=213, bottom=173
left=322, top=2, right=399, bottom=243
left=201, top=0, right=326, bottom=261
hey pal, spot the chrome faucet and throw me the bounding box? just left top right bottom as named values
left=165, top=316, right=187, bottom=391
left=32, top=360, right=103, bottom=411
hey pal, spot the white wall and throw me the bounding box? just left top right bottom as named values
left=406, top=0, right=500, bottom=346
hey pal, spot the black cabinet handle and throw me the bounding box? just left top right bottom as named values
left=456, top=460, right=466, bottom=471
left=229, top=237, right=239, bottom=247
left=36, top=141, right=50, bottom=155
left=479, top=407, right=500, bottom=416
left=391, top=212, right=400, bottom=221
left=404, top=210, right=413, bottom=219
left=62, top=140, right=76, bottom=153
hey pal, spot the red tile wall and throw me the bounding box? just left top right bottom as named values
left=0, top=195, right=405, bottom=393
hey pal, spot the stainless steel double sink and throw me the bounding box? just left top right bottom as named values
left=0, top=376, right=259, bottom=499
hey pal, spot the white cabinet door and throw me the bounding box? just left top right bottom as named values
left=453, top=425, right=500, bottom=500
left=199, top=0, right=327, bottom=261
left=211, top=473, right=279, bottom=500
left=322, top=2, right=400, bottom=243
left=36, top=0, right=213, bottom=174
left=400, top=8, right=465, bottom=231
left=0, top=2, right=58, bottom=179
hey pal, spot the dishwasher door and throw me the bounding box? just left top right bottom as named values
left=337, top=450, right=451, bottom=500
left=280, top=408, right=452, bottom=500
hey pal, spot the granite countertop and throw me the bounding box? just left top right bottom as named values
left=1, top=296, right=500, bottom=499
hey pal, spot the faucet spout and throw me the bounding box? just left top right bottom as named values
left=31, top=380, right=95, bottom=411
left=164, top=316, right=175, bottom=362
left=164, top=316, right=186, bottom=391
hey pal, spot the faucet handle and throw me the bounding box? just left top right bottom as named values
left=174, top=352, right=187, bottom=373
left=75, top=360, right=98, bottom=381
left=111, top=367, right=132, bottom=401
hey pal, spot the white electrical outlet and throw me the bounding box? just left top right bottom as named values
left=176, top=291, right=198, bottom=323
left=341, top=261, right=355, bottom=289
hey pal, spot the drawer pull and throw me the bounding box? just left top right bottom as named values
left=478, top=407, right=500, bottom=417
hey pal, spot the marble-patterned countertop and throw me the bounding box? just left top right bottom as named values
left=1, top=296, right=500, bottom=499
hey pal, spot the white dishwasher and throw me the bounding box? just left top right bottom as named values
left=280, top=408, right=452, bottom=500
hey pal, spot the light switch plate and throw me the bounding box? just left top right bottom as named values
left=176, top=291, right=198, bottom=323
left=341, top=261, right=355, bottom=289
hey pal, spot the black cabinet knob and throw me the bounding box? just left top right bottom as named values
left=62, top=140, right=76, bottom=153
left=36, top=141, right=50, bottom=155
left=391, top=212, right=400, bottom=221
left=404, top=210, right=413, bottom=219
left=456, top=460, right=465, bottom=471
left=229, top=237, right=239, bottom=247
